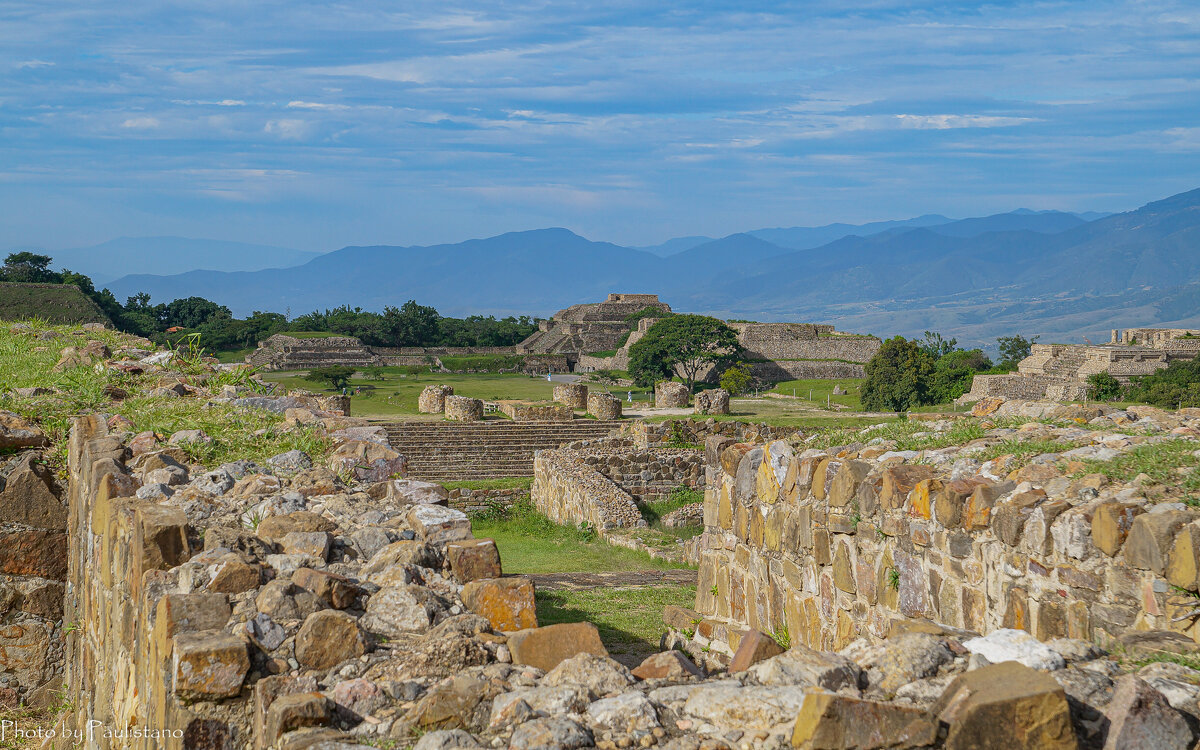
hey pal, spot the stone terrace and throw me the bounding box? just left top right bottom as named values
left=383, top=421, right=623, bottom=481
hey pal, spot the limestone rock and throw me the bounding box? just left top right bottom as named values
left=632, top=650, right=704, bottom=681
left=327, top=439, right=406, bottom=482
left=362, top=540, right=437, bottom=574
left=490, top=686, right=588, bottom=726
left=791, top=693, right=938, bottom=750
left=255, top=580, right=325, bottom=622
left=962, top=628, right=1065, bottom=671
left=0, top=411, right=49, bottom=450
left=730, top=629, right=784, bottom=672
left=408, top=504, right=472, bottom=545
left=507, top=622, right=608, bottom=671
left=461, top=577, right=537, bottom=632
left=0, top=453, right=65, bottom=529
left=871, top=632, right=955, bottom=694
left=1103, top=675, right=1192, bottom=750
left=446, top=538, right=502, bottom=583
left=361, top=585, right=443, bottom=636
left=748, top=643, right=862, bottom=693
left=542, top=652, right=634, bottom=699
left=682, top=684, right=809, bottom=732
left=294, top=611, right=367, bottom=670
left=508, top=717, right=592, bottom=750
left=256, top=511, right=337, bottom=545
left=414, top=729, right=482, bottom=750
left=932, top=661, right=1075, bottom=750
left=587, top=690, right=660, bottom=731
left=1124, top=510, right=1192, bottom=574
left=172, top=631, right=250, bottom=700
left=292, top=568, right=358, bottom=609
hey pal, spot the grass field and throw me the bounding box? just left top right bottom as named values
left=537, top=585, right=696, bottom=663
left=768, top=377, right=864, bottom=410
left=0, top=283, right=109, bottom=325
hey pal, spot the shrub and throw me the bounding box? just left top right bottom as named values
left=719, top=362, right=753, bottom=395
left=1087, top=371, right=1124, bottom=401
left=861, top=336, right=937, bottom=411
left=1126, top=358, right=1200, bottom=408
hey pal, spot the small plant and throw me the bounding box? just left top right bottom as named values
left=682, top=627, right=695, bottom=639
left=577, top=520, right=598, bottom=543
left=62, top=621, right=79, bottom=635
left=710, top=584, right=719, bottom=597
left=887, top=567, right=901, bottom=590
left=243, top=510, right=265, bottom=531
left=771, top=623, right=791, bottom=650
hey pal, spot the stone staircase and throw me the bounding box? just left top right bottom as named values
left=382, top=420, right=624, bottom=481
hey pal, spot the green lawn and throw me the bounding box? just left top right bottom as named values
left=537, top=585, right=696, bottom=663
left=768, top=377, right=864, bottom=410
left=471, top=500, right=690, bottom=574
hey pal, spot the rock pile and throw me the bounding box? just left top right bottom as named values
left=694, top=389, right=730, bottom=415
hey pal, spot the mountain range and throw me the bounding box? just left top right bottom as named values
left=68, top=190, right=1200, bottom=347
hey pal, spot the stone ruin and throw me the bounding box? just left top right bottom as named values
left=695, top=388, right=730, bottom=415
left=246, top=334, right=569, bottom=375
left=418, top=384, right=454, bottom=414
left=655, top=381, right=690, bottom=408
left=587, top=392, right=623, bottom=421
left=444, top=395, right=484, bottom=422
left=553, top=382, right=589, bottom=410
left=962, top=327, right=1200, bottom=403
left=516, top=293, right=673, bottom=360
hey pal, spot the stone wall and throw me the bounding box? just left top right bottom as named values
left=246, top=335, right=563, bottom=372
left=730, top=323, right=880, bottom=364
left=446, top=486, right=528, bottom=515
left=445, top=396, right=484, bottom=422
left=587, top=393, right=622, bottom=420
left=695, top=433, right=1200, bottom=656
left=622, top=418, right=797, bottom=450
left=0, top=447, right=68, bottom=705
left=576, top=447, right=704, bottom=501
left=552, top=383, right=588, bottom=409
left=497, top=402, right=574, bottom=422
left=531, top=449, right=644, bottom=529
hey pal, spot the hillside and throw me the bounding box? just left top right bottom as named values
left=0, top=282, right=110, bottom=325
left=103, top=188, right=1200, bottom=347
left=45, top=236, right=319, bottom=284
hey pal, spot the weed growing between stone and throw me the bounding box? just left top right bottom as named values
left=1078, top=439, right=1200, bottom=503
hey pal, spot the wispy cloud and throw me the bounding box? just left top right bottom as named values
left=1, top=0, right=1198, bottom=250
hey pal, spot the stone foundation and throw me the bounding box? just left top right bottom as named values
left=587, top=393, right=622, bottom=420
left=552, top=383, right=588, bottom=410
left=444, top=396, right=484, bottom=422
left=623, top=418, right=796, bottom=449
left=655, top=381, right=690, bottom=408
left=694, top=389, right=730, bottom=415
left=498, top=402, right=574, bottom=422
left=419, top=384, right=453, bottom=413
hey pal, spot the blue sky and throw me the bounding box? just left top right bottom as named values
left=3, top=0, right=1199, bottom=251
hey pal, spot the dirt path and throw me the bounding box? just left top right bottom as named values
left=525, top=569, right=697, bottom=590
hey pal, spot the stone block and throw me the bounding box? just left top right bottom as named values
left=1167, top=522, right=1200, bottom=591
left=256, top=510, right=337, bottom=545
left=446, top=538, right=502, bottom=583
left=879, top=465, right=932, bottom=511
left=279, top=530, right=332, bottom=560
left=1126, top=510, right=1195, bottom=575
left=705, top=435, right=736, bottom=468
left=292, top=568, right=358, bottom=609
left=172, top=631, right=250, bottom=700
left=0, top=529, right=66, bottom=580
left=586, top=392, right=622, bottom=420
left=729, top=629, right=784, bottom=672
left=208, top=558, right=261, bottom=594
left=829, top=460, right=870, bottom=508
left=932, top=661, right=1075, bottom=750
left=1103, top=675, right=1192, bottom=750
left=264, top=693, right=331, bottom=748
left=632, top=650, right=704, bottom=680
left=0, top=454, right=66, bottom=529
left=461, top=576, right=537, bottom=631
left=408, top=504, right=472, bottom=545
left=792, top=693, right=938, bottom=750
left=295, top=610, right=367, bottom=670
left=507, top=622, right=608, bottom=671
left=326, top=439, right=406, bottom=482
left=1092, top=501, right=1145, bottom=557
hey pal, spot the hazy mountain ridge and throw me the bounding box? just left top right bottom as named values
left=102, top=191, right=1200, bottom=347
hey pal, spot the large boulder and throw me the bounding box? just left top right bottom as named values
left=932, top=661, right=1075, bottom=750
left=0, top=412, right=48, bottom=451
left=326, top=440, right=406, bottom=483
left=507, top=623, right=608, bottom=671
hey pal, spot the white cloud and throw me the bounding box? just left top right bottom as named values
left=287, top=100, right=347, bottom=110
left=264, top=119, right=311, bottom=140
left=120, top=117, right=160, bottom=129
left=217, top=99, right=245, bottom=107
left=16, top=60, right=55, bottom=69
left=894, top=114, right=1037, bottom=130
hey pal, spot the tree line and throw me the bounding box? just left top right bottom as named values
left=0, top=252, right=539, bottom=351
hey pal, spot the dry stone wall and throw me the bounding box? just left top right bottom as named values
left=498, top=402, right=574, bottom=422
left=531, top=449, right=644, bottom=529
left=552, top=383, right=588, bottom=409
left=587, top=392, right=622, bottom=420
left=695, top=419, right=1200, bottom=656
left=418, top=384, right=453, bottom=413
left=655, top=381, right=690, bottom=408
left=623, top=418, right=796, bottom=450
left=695, top=389, right=730, bottom=415
left=444, top=396, right=484, bottom=422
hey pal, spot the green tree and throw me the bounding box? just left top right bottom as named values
left=861, top=336, right=937, bottom=411
left=719, top=362, right=753, bottom=395
left=309, top=365, right=357, bottom=391
left=929, top=348, right=993, bottom=403
left=163, top=296, right=232, bottom=329
left=996, top=334, right=1038, bottom=371
left=1087, top=372, right=1124, bottom=401
left=628, top=315, right=741, bottom=392
left=919, top=331, right=958, bottom=358
left=1126, top=359, right=1200, bottom=408
left=1, top=252, right=57, bottom=283
left=382, top=300, right=441, bottom=346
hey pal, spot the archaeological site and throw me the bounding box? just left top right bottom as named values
left=3, top=314, right=1200, bottom=750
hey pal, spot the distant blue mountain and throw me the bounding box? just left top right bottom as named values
left=46, top=236, right=319, bottom=284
